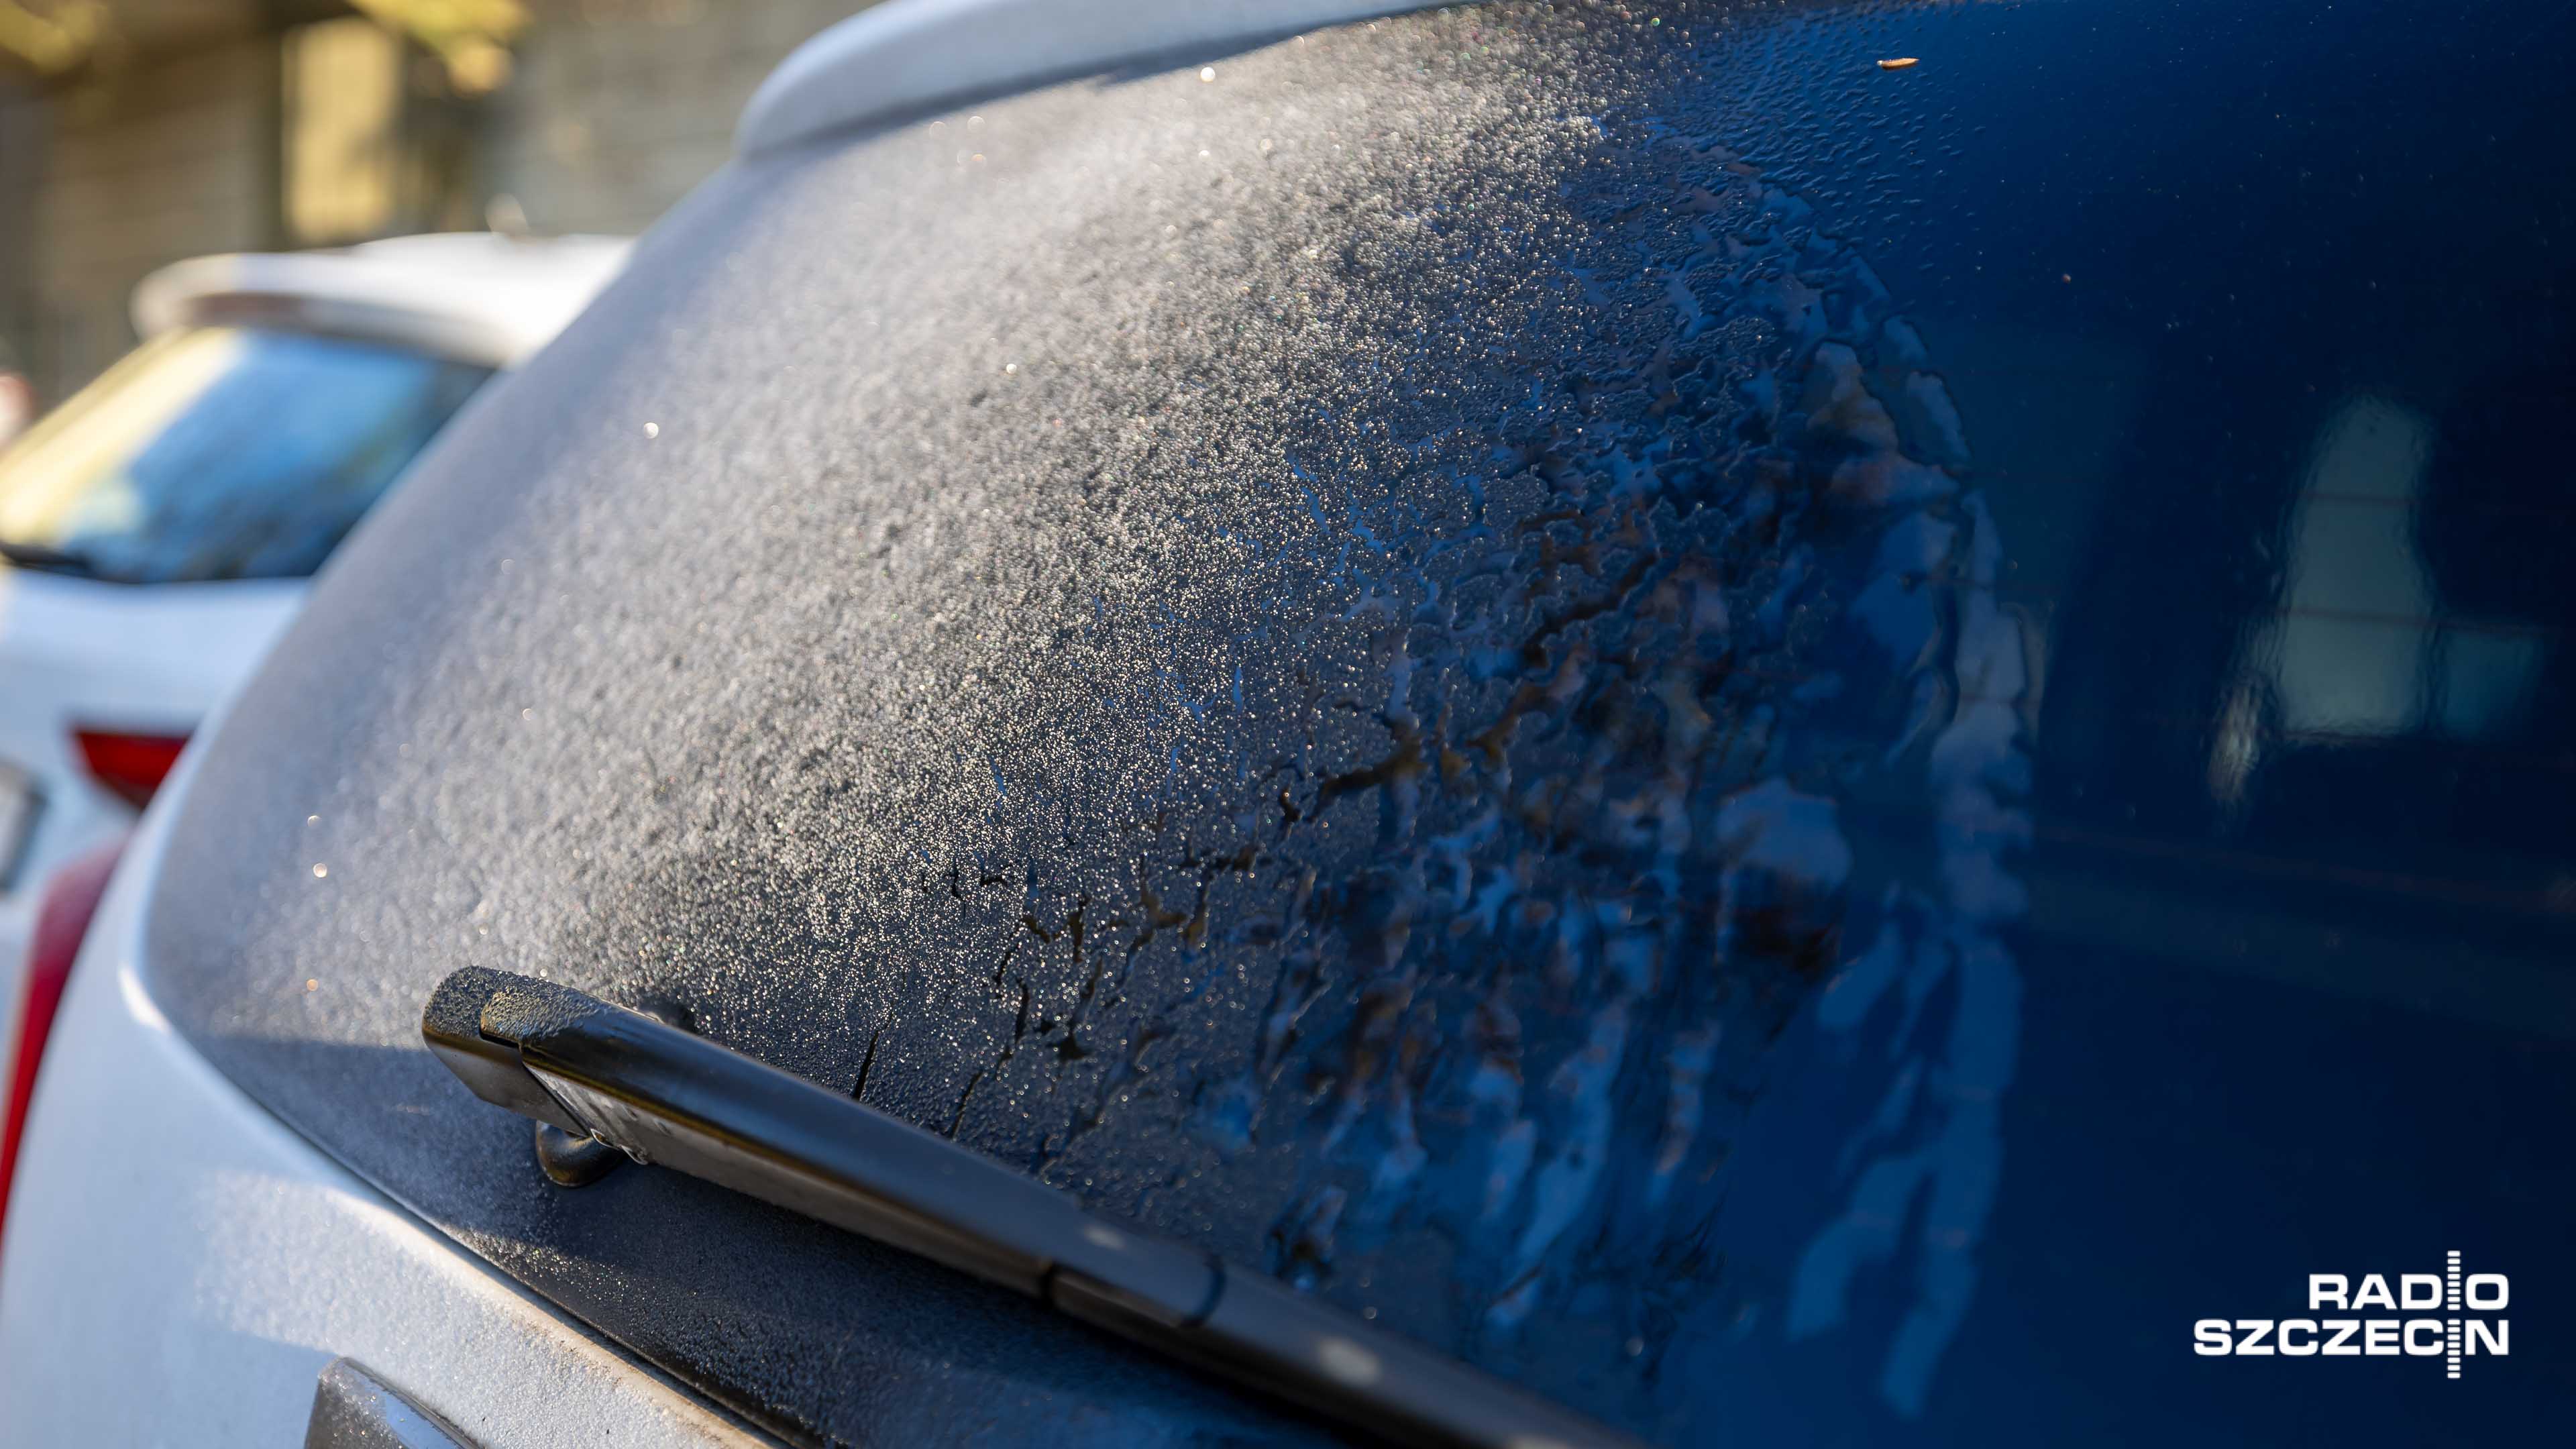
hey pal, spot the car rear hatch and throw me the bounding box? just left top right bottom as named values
left=134, top=2, right=2575, bottom=1445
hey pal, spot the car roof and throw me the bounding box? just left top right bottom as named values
left=737, top=0, right=1436, bottom=156
left=129, top=232, right=631, bottom=369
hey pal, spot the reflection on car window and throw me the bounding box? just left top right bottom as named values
left=0, top=326, right=490, bottom=584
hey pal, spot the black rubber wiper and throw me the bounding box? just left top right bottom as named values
left=424, top=968, right=1642, bottom=1449
left=0, top=539, right=101, bottom=578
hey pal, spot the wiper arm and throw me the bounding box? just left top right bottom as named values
left=425, top=968, right=1642, bottom=1449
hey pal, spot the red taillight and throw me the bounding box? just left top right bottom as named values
left=71, top=729, right=187, bottom=810
left=0, top=837, right=125, bottom=1243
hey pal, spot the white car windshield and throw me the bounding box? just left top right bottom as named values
left=0, top=325, right=490, bottom=585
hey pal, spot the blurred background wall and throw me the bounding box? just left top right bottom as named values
left=0, top=0, right=869, bottom=405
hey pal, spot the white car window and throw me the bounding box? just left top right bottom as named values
left=0, top=326, right=489, bottom=585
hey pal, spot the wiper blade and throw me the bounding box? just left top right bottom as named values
left=0, top=539, right=99, bottom=576
left=425, top=968, right=1643, bottom=1449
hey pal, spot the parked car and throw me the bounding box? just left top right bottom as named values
left=0, top=231, right=627, bottom=1054
left=3, top=1, right=2567, bottom=1445
left=0, top=339, right=32, bottom=449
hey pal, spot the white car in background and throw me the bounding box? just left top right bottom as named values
left=0, top=231, right=625, bottom=1071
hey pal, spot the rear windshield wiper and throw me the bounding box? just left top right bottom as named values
left=425, top=968, right=1643, bottom=1449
